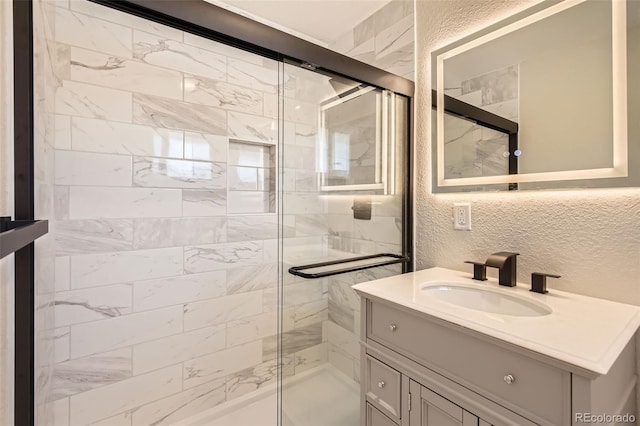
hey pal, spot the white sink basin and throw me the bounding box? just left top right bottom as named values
left=419, top=282, right=552, bottom=317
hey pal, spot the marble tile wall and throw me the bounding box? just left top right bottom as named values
left=443, top=65, right=519, bottom=179
left=328, top=0, right=414, bottom=81
left=46, top=1, right=328, bottom=424
left=34, top=0, right=58, bottom=424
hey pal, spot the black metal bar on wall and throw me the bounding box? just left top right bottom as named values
left=13, top=0, right=35, bottom=424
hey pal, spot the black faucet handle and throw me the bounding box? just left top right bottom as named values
left=530, top=272, right=561, bottom=294
left=464, top=261, right=487, bottom=281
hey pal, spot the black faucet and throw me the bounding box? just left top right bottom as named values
left=485, top=252, right=519, bottom=287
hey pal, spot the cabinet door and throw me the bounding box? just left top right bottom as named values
left=409, top=380, right=492, bottom=426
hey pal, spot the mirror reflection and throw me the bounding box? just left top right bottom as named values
left=432, top=0, right=638, bottom=191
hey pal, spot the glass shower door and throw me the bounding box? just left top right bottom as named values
left=280, top=63, right=409, bottom=426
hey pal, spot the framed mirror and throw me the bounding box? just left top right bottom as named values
left=431, top=0, right=639, bottom=192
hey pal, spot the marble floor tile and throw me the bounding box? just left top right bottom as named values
left=131, top=378, right=226, bottom=426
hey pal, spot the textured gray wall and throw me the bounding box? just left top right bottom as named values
left=414, top=0, right=640, bottom=305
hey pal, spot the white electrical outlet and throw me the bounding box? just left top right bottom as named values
left=453, top=203, right=472, bottom=230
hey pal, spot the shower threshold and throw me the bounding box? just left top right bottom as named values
left=183, top=363, right=359, bottom=426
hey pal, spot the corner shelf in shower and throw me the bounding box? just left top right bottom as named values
left=288, top=253, right=410, bottom=279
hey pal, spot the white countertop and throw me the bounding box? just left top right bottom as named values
left=353, top=267, right=640, bottom=375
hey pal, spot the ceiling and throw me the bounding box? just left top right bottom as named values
left=204, top=0, right=391, bottom=46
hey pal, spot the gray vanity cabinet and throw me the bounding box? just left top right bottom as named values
left=360, top=297, right=638, bottom=426
left=409, top=381, right=492, bottom=426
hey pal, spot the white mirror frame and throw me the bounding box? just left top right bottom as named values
left=435, top=0, right=628, bottom=187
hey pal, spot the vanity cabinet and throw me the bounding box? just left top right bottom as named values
left=360, top=297, right=638, bottom=426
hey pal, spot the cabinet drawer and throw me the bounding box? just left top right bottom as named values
left=365, top=355, right=401, bottom=420
left=366, top=403, right=398, bottom=426
left=367, top=300, right=569, bottom=425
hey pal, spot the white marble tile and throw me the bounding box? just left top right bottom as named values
left=184, top=132, right=226, bottom=162
left=294, top=169, right=318, bottom=192
left=228, top=112, right=277, bottom=145
left=69, top=0, right=183, bottom=41
left=131, top=378, right=225, bottom=426
left=183, top=32, right=264, bottom=65
left=56, top=80, right=132, bottom=122
left=55, top=327, right=70, bottom=364
left=53, top=398, right=70, bottom=426
left=55, top=114, right=71, bottom=150
left=71, top=117, right=184, bottom=159
left=55, top=284, right=132, bottom=328
left=70, top=47, right=183, bottom=100
left=263, top=93, right=278, bottom=119
left=284, top=145, right=315, bottom=170
left=183, top=291, right=262, bottom=331
left=374, top=14, right=413, bottom=59
left=69, top=187, right=182, bottom=219
left=228, top=191, right=271, bottom=214
left=226, top=311, right=278, bottom=347
left=295, top=214, right=328, bottom=237
left=229, top=140, right=272, bottom=167
left=133, top=217, right=226, bottom=250
left=134, top=30, right=226, bottom=80
left=70, top=305, right=183, bottom=359
left=328, top=344, right=355, bottom=382
left=327, top=322, right=359, bottom=359
left=55, top=7, right=132, bottom=58
left=226, top=215, right=279, bottom=242
left=226, top=263, right=278, bottom=294
left=295, top=123, right=318, bottom=147
left=133, top=157, right=226, bottom=189
left=55, top=151, right=132, bottom=187
left=55, top=185, right=69, bottom=221
left=294, top=342, right=328, bottom=374
left=227, top=58, right=279, bottom=94
left=184, top=241, right=263, bottom=273
left=282, top=193, right=326, bottom=215
left=184, top=75, right=263, bottom=115
left=133, top=270, right=226, bottom=312
left=183, top=341, right=262, bottom=389
left=228, top=166, right=258, bottom=191
left=225, top=357, right=291, bottom=401
left=289, top=300, right=328, bottom=329
left=55, top=219, right=134, bottom=255
left=69, top=364, right=182, bottom=426
left=283, top=98, right=318, bottom=126
left=182, top=189, right=227, bottom=217
left=52, top=348, right=132, bottom=400
left=263, top=239, right=278, bottom=264
left=264, top=280, right=324, bottom=313
left=264, top=323, right=323, bottom=359
left=353, top=216, right=401, bottom=244
left=89, top=412, right=132, bottom=426
left=55, top=256, right=71, bottom=292
left=133, top=94, right=227, bottom=135
left=70, top=247, right=183, bottom=289
left=133, top=325, right=226, bottom=375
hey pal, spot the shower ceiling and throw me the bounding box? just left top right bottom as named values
left=204, top=0, right=392, bottom=45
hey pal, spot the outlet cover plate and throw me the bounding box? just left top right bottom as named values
left=453, top=203, right=472, bottom=230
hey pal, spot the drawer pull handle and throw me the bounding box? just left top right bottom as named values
left=389, top=324, right=397, bottom=332
left=503, top=374, right=516, bottom=384
left=378, top=381, right=386, bottom=388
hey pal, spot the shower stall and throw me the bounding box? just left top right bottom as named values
left=14, top=0, right=412, bottom=424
